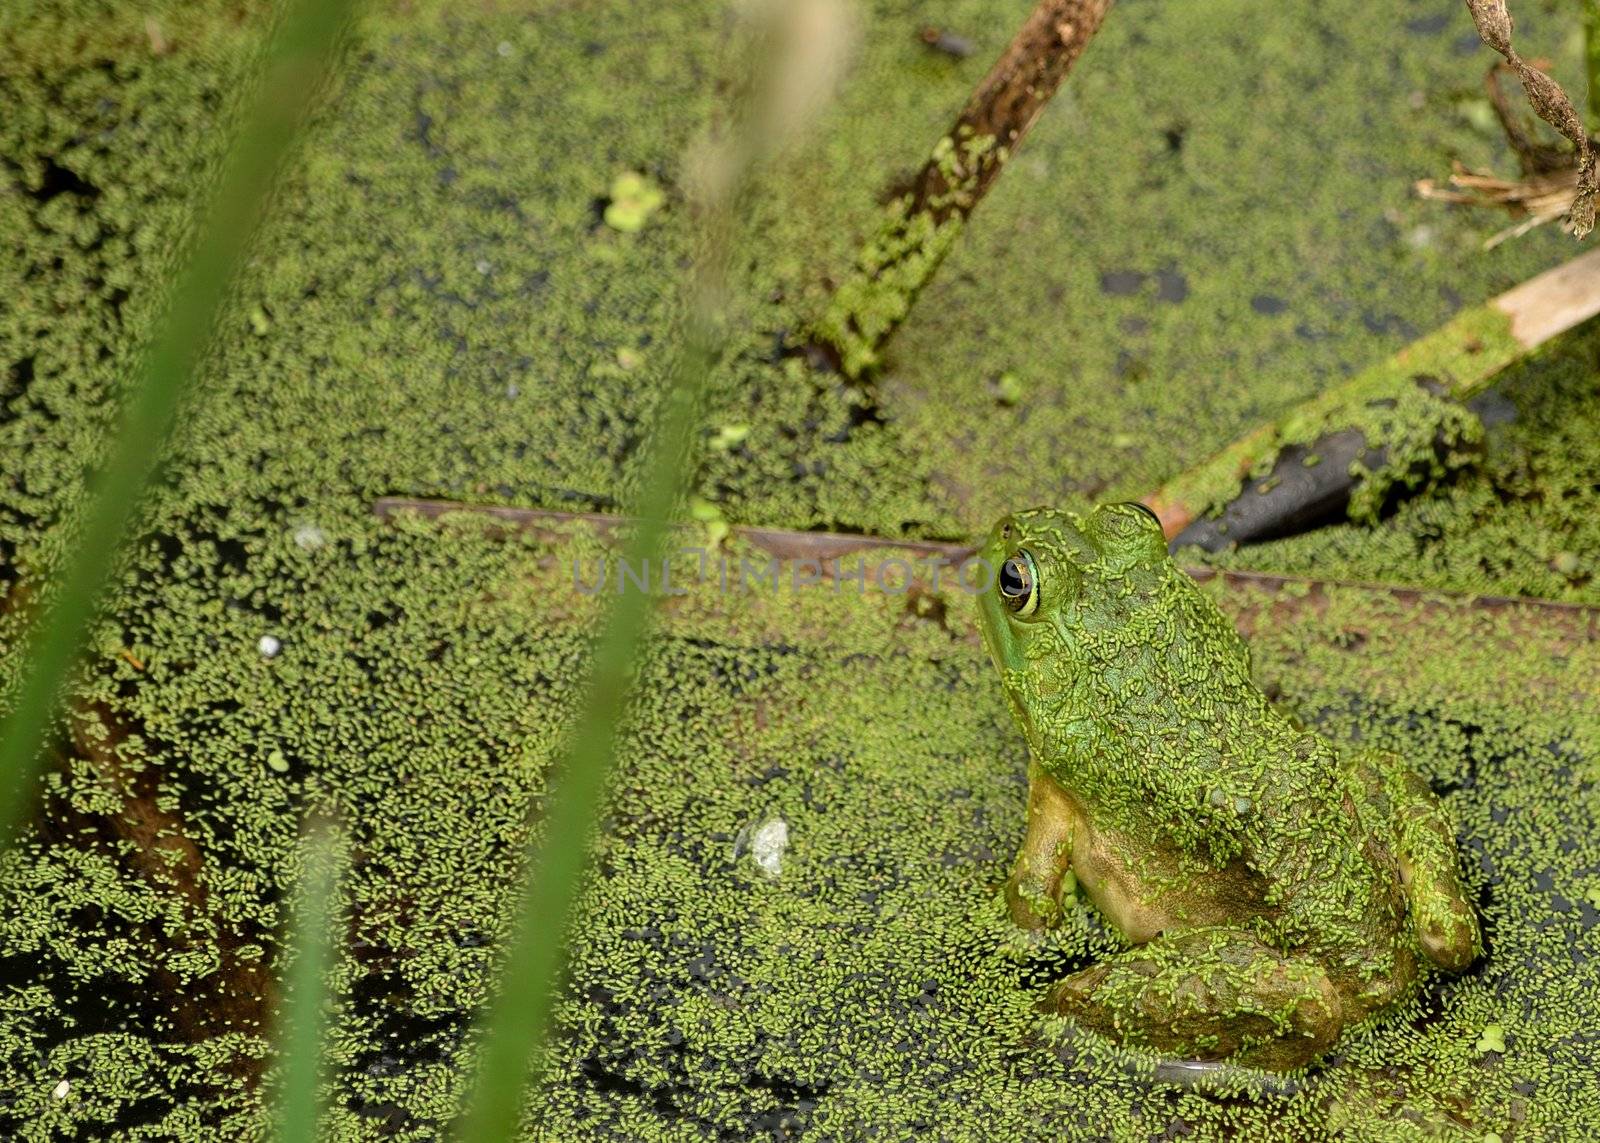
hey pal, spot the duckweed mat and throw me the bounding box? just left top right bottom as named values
left=496, top=520, right=1600, bottom=1141
left=5, top=0, right=1600, bottom=1138
left=3, top=510, right=1598, bottom=1139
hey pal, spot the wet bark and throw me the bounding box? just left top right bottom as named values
left=900, top=0, right=1110, bottom=231
left=1145, top=246, right=1600, bottom=549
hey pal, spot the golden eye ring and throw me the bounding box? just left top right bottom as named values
left=999, top=551, right=1038, bottom=616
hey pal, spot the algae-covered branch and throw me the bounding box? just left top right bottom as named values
left=811, top=0, right=1109, bottom=377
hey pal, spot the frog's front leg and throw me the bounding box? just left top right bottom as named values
left=1047, top=926, right=1343, bottom=1071
left=1006, top=761, right=1077, bottom=930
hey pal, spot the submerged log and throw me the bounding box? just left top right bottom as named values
left=1143, top=245, right=1600, bottom=550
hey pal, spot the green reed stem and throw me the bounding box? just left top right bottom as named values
left=1585, top=0, right=1600, bottom=128
left=274, top=823, right=341, bottom=1143
left=451, top=62, right=763, bottom=1143
left=451, top=337, right=717, bottom=1143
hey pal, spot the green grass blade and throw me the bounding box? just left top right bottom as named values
left=0, top=0, right=356, bottom=852
left=274, top=822, right=342, bottom=1143
left=1586, top=0, right=1600, bottom=128
left=451, top=324, right=716, bottom=1142
left=452, top=3, right=850, bottom=1131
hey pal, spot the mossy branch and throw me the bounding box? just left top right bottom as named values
left=811, top=0, right=1110, bottom=377
left=1144, top=246, right=1600, bottom=550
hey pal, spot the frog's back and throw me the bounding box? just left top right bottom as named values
left=1066, top=570, right=1387, bottom=900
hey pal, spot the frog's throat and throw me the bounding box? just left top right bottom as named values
left=976, top=572, right=1024, bottom=680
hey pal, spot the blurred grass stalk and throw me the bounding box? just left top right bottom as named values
left=1587, top=0, right=1600, bottom=127
left=451, top=3, right=853, bottom=1139
left=0, top=0, right=356, bottom=851
left=274, top=822, right=342, bottom=1143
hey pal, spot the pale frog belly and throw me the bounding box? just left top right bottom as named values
left=1069, top=814, right=1264, bottom=944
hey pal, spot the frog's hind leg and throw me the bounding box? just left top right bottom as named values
left=1349, top=750, right=1480, bottom=971
left=1046, top=926, right=1342, bottom=1072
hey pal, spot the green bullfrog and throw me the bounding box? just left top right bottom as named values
left=975, top=502, right=1480, bottom=1071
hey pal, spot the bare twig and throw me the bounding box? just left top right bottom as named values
left=1484, top=61, right=1575, bottom=175
left=1414, top=62, right=1595, bottom=246
left=811, top=0, right=1110, bottom=377
left=1416, top=163, right=1578, bottom=248
left=1450, top=0, right=1596, bottom=235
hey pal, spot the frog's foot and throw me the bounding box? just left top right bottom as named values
left=1006, top=763, right=1077, bottom=931
left=1045, top=926, right=1343, bottom=1072
left=1354, top=752, right=1480, bottom=971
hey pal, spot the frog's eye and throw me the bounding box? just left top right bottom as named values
left=999, top=550, right=1039, bottom=616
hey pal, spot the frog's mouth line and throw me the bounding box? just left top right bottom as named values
left=974, top=541, right=1020, bottom=677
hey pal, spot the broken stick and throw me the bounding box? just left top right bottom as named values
left=1462, top=0, right=1596, bottom=235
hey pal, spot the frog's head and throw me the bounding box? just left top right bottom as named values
left=974, top=501, right=1169, bottom=747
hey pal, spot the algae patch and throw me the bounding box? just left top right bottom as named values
left=2, top=0, right=1600, bottom=1138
